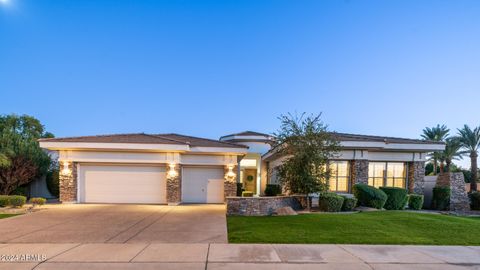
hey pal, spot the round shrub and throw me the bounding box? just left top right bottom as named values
left=0, top=195, right=10, bottom=207
left=432, top=186, right=450, bottom=210
left=469, top=191, right=480, bottom=210
left=30, top=197, right=47, bottom=206
left=341, top=196, right=357, bottom=211
left=264, top=184, right=282, bottom=196
left=379, top=187, right=408, bottom=210
left=353, top=184, right=388, bottom=209
left=318, top=192, right=344, bottom=212
left=408, top=194, right=424, bottom=210
left=9, top=195, right=26, bottom=208
left=242, top=191, right=254, bottom=197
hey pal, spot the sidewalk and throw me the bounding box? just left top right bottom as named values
left=1, top=243, right=480, bottom=269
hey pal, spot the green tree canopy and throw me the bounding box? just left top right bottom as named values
left=456, top=125, right=480, bottom=191
left=0, top=114, right=53, bottom=195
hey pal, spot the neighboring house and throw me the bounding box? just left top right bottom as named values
left=38, top=131, right=444, bottom=204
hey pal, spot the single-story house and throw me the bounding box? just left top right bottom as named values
left=38, top=131, right=444, bottom=204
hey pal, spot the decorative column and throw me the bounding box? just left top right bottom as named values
left=351, top=160, right=368, bottom=185
left=166, top=163, right=181, bottom=205
left=408, top=161, right=425, bottom=194
left=59, top=161, right=77, bottom=203
left=436, top=172, right=470, bottom=212
left=224, top=165, right=238, bottom=200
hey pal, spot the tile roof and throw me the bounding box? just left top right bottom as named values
left=220, top=131, right=272, bottom=139
left=331, top=132, right=445, bottom=145
left=39, top=133, right=248, bottom=148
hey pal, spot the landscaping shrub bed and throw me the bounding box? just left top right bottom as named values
left=264, top=184, right=282, bottom=196
left=408, top=194, right=424, bottom=210
left=469, top=191, right=480, bottom=210
left=432, top=186, right=450, bottom=210
left=30, top=197, right=47, bottom=206
left=318, top=192, right=344, bottom=212
left=341, top=196, right=357, bottom=211
left=353, top=184, right=387, bottom=209
left=380, top=187, right=408, bottom=210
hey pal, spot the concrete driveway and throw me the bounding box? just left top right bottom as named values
left=0, top=204, right=227, bottom=243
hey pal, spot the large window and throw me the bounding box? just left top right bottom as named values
left=328, top=161, right=350, bottom=192
left=368, top=162, right=406, bottom=188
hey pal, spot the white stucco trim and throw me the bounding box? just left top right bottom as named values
left=340, top=141, right=445, bottom=151
left=39, top=142, right=189, bottom=152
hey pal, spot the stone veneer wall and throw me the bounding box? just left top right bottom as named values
left=166, top=164, right=182, bottom=205
left=408, top=161, right=425, bottom=194
left=436, top=172, right=470, bottom=212
left=226, top=196, right=303, bottom=216
left=351, top=160, right=368, bottom=185
left=59, top=162, right=77, bottom=203
left=224, top=165, right=237, bottom=200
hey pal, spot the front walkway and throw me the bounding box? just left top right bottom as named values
left=1, top=243, right=480, bottom=269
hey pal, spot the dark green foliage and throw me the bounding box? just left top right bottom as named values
left=432, top=186, right=451, bottom=210
left=353, top=184, right=388, bottom=209
left=242, top=191, right=253, bottom=197
left=29, top=197, right=46, bottom=206
left=11, top=185, right=27, bottom=196
left=9, top=195, right=26, bottom=207
left=408, top=194, right=424, bottom=210
left=0, top=195, right=9, bottom=207
left=236, top=183, right=243, bottom=197
left=264, top=184, right=282, bottom=196
left=318, top=192, right=344, bottom=212
left=341, top=196, right=357, bottom=211
left=379, top=187, right=408, bottom=210
left=46, top=169, right=59, bottom=197
left=469, top=192, right=480, bottom=210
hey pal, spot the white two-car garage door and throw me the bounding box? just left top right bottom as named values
left=79, top=164, right=166, bottom=204
left=182, top=167, right=225, bottom=203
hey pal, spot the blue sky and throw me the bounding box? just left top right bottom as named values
left=1, top=0, right=479, bottom=147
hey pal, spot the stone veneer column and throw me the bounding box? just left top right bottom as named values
left=351, top=160, right=368, bottom=185
left=224, top=165, right=238, bottom=200
left=166, top=164, right=182, bottom=205
left=59, top=162, right=77, bottom=203
left=408, top=161, right=425, bottom=194
left=436, top=172, right=470, bottom=212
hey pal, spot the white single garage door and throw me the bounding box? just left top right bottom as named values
left=182, top=167, right=224, bottom=203
left=80, top=164, right=166, bottom=204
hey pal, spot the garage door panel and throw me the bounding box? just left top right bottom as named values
left=182, top=167, right=224, bottom=203
left=81, top=165, right=166, bottom=204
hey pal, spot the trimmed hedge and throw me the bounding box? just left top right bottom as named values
left=264, top=184, right=282, bottom=196
left=318, top=192, right=344, bottom=212
left=0, top=195, right=9, bottom=207
left=46, top=169, right=60, bottom=197
left=379, top=187, right=408, bottom=210
left=30, top=197, right=47, bottom=206
left=432, top=186, right=450, bottom=210
left=9, top=195, right=26, bottom=208
left=353, top=184, right=388, bottom=209
left=341, top=196, right=358, bottom=211
left=242, top=191, right=254, bottom=197
left=408, top=194, right=424, bottom=210
left=469, top=192, right=480, bottom=210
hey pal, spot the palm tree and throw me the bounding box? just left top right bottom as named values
left=457, top=125, right=480, bottom=191
left=422, top=124, right=450, bottom=175
left=438, top=138, right=462, bottom=173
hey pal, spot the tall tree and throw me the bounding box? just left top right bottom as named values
left=422, top=124, right=450, bottom=175
left=438, top=138, right=462, bottom=173
left=0, top=114, right=53, bottom=195
left=457, top=125, right=480, bottom=191
left=273, top=113, right=340, bottom=210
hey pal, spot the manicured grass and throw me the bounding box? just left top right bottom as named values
left=0, top=214, right=18, bottom=219
left=227, top=211, right=480, bottom=245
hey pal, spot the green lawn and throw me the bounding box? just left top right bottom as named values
left=227, top=211, right=480, bottom=245
left=0, top=214, right=18, bottom=220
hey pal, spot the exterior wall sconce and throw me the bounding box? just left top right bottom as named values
left=61, top=161, right=72, bottom=176
left=167, top=163, right=178, bottom=179
left=225, top=165, right=236, bottom=181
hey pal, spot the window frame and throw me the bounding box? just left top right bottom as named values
left=327, top=160, right=351, bottom=193
left=368, top=161, right=408, bottom=189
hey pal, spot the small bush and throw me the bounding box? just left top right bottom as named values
left=408, top=194, right=424, bottom=210
left=318, top=192, right=344, bottom=212
left=0, top=195, right=10, bottom=207
left=242, top=191, right=254, bottom=197
left=432, top=186, right=450, bottom=210
left=11, top=185, right=27, bottom=197
left=264, top=184, right=282, bottom=196
left=341, top=196, right=358, bottom=211
left=236, top=183, right=243, bottom=196
left=46, top=169, right=60, bottom=197
left=30, top=197, right=47, bottom=206
left=9, top=195, right=26, bottom=208
left=469, top=192, right=480, bottom=210
left=380, top=187, right=408, bottom=210
left=353, top=184, right=388, bottom=209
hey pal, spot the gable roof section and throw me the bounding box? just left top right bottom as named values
left=331, top=132, right=445, bottom=145
left=220, top=131, right=271, bottom=139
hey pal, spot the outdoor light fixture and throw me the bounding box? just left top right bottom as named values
left=167, top=163, right=178, bottom=179
left=61, top=161, right=71, bottom=176
left=225, top=165, right=236, bottom=181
